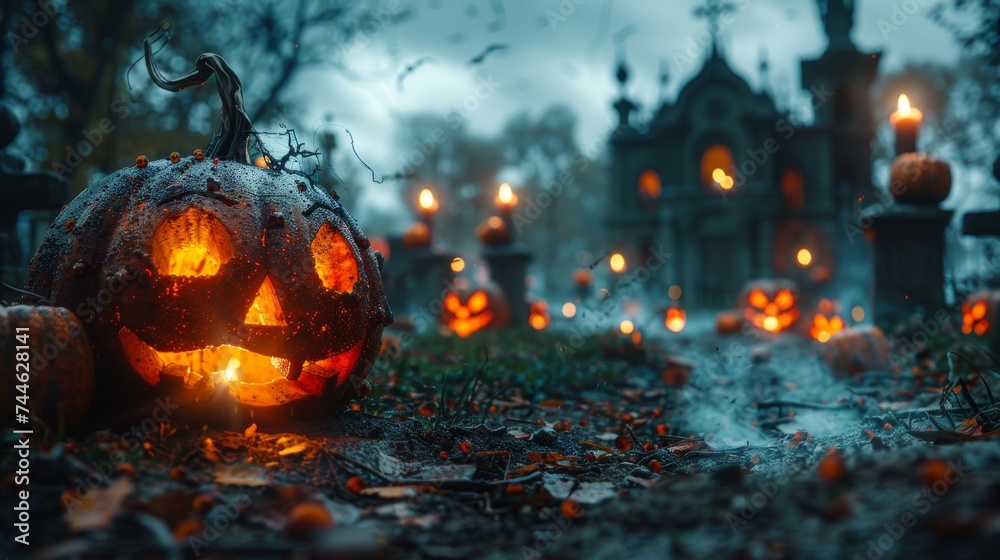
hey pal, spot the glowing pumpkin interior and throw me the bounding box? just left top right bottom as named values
left=529, top=301, right=550, bottom=330
left=961, top=298, right=990, bottom=335
left=809, top=298, right=844, bottom=342
left=444, top=291, right=494, bottom=338
left=665, top=308, right=687, bottom=333
left=118, top=208, right=365, bottom=407
left=744, top=287, right=799, bottom=333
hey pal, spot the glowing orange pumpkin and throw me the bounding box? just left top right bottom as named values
left=402, top=222, right=432, bottom=248
left=738, top=279, right=799, bottom=334
left=24, top=47, right=390, bottom=425
left=960, top=291, right=999, bottom=336
left=441, top=283, right=511, bottom=337
left=528, top=299, right=550, bottom=330
left=809, top=299, right=845, bottom=342
left=665, top=307, right=686, bottom=333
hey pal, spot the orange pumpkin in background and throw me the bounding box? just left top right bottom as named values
left=738, top=279, right=800, bottom=334
left=24, top=47, right=390, bottom=426
left=716, top=311, right=745, bottom=335
left=402, top=222, right=432, bottom=248
left=665, top=307, right=687, bottom=333
left=824, top=326, right=890, bottom=377
left=889, top=153, right=952, bottom=205
left=476, top=216, right=513, bottom=246
left=528, top=299, right=550, bottom=330
left=960, top=291, right=1000, bottom=336
left=441, top=283, right=511, bottom=338
left=1, top=305, right=95, bottom=429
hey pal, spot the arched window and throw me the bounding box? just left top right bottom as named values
left=700, top=144, right=735, bottom=192
left=637, top=170, right=661, bottom=200
left=781, top=167, right=805, bottom=210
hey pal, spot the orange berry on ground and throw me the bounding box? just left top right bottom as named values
left=817, top=448, right=846, bottom=482
left=284, top=502, right=333, bottom=539
left=346, top=476, right=366, bottom=494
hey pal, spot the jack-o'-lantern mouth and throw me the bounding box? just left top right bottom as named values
left=118, top=327, right=364, bottom=406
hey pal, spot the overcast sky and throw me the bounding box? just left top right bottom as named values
left=295, top=0, right=960, bottom=177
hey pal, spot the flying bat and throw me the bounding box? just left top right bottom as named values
left=467, top=43, right=508, bottom=66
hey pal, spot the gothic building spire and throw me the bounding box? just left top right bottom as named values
left=819, top=0, right=856, bottom=51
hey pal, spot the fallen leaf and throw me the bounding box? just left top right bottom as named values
left=360, top=486, right=422, bottom=499
left=542, top=474, right=616, bottom=504
left=65, top=478, right=133, bottom=531
left=278, top=442, right=308, bottom=456
left=213, top=463, right=269, bottom=487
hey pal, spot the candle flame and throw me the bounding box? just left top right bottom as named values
left=891, top=94, right=922, bottom=124
left=898, top=94, right=911, bottom=116
left=224, top=357, right=240, bottom=382
left=796, top=248, right=812, bottom=267
left=619, top=320, right=634, bottom=335
left=497, top=182, right=517, bottom=208
left=418, top=189, right=437, bottom=211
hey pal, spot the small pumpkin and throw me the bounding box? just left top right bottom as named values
left=402, top=222, right=432, bottom=248
left=960, top=291, right=1000, bottom=336
left=889, top=153, right=952, bottom=205
left=441, top=282, right=511, bottom=338
left=528, top=299, right=550, bottom=330
left=24, top=46, right=389, bottom=425
left=738, top=279, right=800, bottom=334
left=824, top=326, right=890, bottom=377
left=0, top=305, right=95, bottom=427
left=809, top=298, right=845, bottom=342
left=715, top=311, right=745, bottom=335
left=664, top=307, right=686, bottom=333
left=476, top=216, right=512, bottom=246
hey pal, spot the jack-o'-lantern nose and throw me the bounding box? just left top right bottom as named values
left=244, top=276, right=287, bottom=326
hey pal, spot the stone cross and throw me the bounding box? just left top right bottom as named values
left=693, top=0, right=736, bottom=51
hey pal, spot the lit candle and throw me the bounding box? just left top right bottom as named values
left=890, top=94, right=922, bottom=156
left=417, top=188, right=439, bottom=242
left=495, top=183, right=518, bottom=239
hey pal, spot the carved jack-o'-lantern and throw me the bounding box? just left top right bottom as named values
left=738, top=279, right=799, bottom=334
left=664, top=307, right=686, bottom=333
left=441, top=283, right=510, bottom=338
left=528, top=299, right=550, bottom=330
left=961, top=291, right=1000, bottom=336
left=24, top=47, right=390, bottom=424
left=809, top=298, right=845, bottom=343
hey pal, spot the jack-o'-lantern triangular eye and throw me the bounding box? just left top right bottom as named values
left=467, top=291, right=489, bottom=313
left=244, top=276, right=287, bottom=326
left=152, top=208, right=233, bottom=277
left=311, top=222, right=359, bottom=292
left=748, top=289, right=769, bottom=310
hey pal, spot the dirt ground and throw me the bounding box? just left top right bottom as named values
left=4, top=326, right=1000, bottom=559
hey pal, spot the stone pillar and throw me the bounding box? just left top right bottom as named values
left=869, top=204, right=952, bottom=324
left=483, top=244, right=532, bottom=325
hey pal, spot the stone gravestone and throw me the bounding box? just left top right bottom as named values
left=0, top=102, right=67, bottom=290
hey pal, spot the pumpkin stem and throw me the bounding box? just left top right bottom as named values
left=144, top=40, right=257, bottom=165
